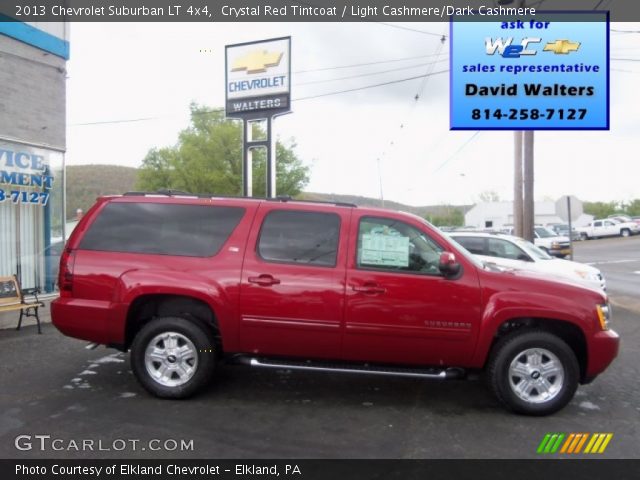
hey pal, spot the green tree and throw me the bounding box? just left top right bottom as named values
left=477, top=190, right=500, bottom=203
left=583, top=201, right=619, bottom=219
left=427, top=208, right=464, bottom=227
left=137, top=104, right=310, bottom=196
left=623, top=199, right=640, bottom=216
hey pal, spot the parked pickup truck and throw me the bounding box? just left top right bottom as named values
left=502, top=226, right=571, bottom=258
left=532, top=227, right=572, bottom=258
left=576, top=218, right=640, bottom=239
left=51, top=192, right=619, bottom=416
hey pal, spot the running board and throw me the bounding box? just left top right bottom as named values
left=241, top=357, right=465, bottom=380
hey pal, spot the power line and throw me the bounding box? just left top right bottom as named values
left=70, top=70, right=450, bottom=126
left=612, top=68, right=640, bottom=73
left=611, top=28, right=640, bottom=34
left=295, top=58, right=449, bottom=86
left=373, top=33, right=447, bottom=206
left=70, top=116, right=158, bottom=126
left=376, top=37, right=447, bottom=164
left=293, top=52, right=450, bottom=74
left=376, top=23, right=448, bottom=37
left=294, top=70, right=449, bottom=102
left=432, top=132, right=481, bottom=174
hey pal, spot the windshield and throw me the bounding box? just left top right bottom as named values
left=534, top=227, right=557, bottom=238
left=516, top=238, right=554, bottom=260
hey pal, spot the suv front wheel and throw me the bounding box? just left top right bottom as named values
left=131, top=316, right=216, bottom=398
left=486, top=330, right=579, bottom=416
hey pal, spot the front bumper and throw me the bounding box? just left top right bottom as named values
left=549, top=246, right=572, bottom=257
left=584, top=329, right=620, bottom=382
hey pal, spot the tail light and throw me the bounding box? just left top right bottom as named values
left=58, top=247, right=75, bottom=296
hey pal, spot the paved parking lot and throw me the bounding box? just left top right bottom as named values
left=573, top=235, right=640, bottom=311
left=1, top=237, right=638, bottom=459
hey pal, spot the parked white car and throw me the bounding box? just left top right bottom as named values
left=576, top=218, right=640, bottom=239
left=449, top=232, right=606, bottom=291
left=501, top=226, right=571, bottom=258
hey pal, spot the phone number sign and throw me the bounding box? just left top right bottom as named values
left=450, top=12, right=609, bottom=130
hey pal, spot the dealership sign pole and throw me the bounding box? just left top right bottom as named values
left=225, top=37, right=291, bottom=197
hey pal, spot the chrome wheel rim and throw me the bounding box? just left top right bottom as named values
left=508, top=348, right=564, bottom=404
left=144, top=332, right=198, bottom=387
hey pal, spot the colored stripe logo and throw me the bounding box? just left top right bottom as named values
left=537, top=433, right=613, bottom=454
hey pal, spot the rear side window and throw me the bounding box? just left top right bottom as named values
left=453, top=236, right=485, bottom=255
left=79, top=203, right=245, bottom=257
left=258, top=210, right=340, bottom=266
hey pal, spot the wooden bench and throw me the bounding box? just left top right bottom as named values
left=0, top=275, right=44, bottom=334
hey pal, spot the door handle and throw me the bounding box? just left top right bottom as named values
left=352, top=283, right=386, bottom=294
left=248, top=274, right=281, bottom=286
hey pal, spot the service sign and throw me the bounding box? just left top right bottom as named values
left=0, top=147, right=54, bottom=206
left=225, top=36, right=291, bottom=118
left=450, top=13, right=609, bottom=130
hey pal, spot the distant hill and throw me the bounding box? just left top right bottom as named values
left=66, top=165, right=138, bottom=218
left=64, top=165, right=470, bottom=221
left=299, top=192, right=471, bottom=218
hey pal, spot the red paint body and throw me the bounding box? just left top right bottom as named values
left=51, top=196, right=619, bottom=381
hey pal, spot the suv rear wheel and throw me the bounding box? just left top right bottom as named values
left=131, top=316, right=216, bottom=398
left=486, top=330, right=579, bottom=416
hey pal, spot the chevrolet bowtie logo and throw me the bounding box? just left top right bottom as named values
left=543, top=40, right=581, bottom=54
left=232, top=50, right=283, bottom=74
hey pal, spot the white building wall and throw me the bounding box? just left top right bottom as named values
left=465, top=201, right=594, bottom=229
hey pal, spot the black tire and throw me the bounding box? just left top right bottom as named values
left=620, top=228, right=630, bottom=238
left=580, top=233, right=588, bottom=241
left=130, top=316, right=216, bottom=399
left=486, top=330, right=579, bottom=416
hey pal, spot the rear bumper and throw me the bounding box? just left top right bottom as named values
left=584, top=329, right=620, bottom=381
left=51, top=297, right=113, bottom=344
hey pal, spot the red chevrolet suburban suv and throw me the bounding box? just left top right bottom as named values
left=51, top=192, right=619, bottom=415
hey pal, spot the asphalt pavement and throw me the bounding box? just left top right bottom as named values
left=573, top=235, right=640, bottom=311
left=0, top=237, right=638, bottom=459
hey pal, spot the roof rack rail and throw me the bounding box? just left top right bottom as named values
left=266, top=196, right=356, bottom=208
left=121, top=191, right=357, bottom=208
left=156, top=189, right=191, bottom=196
left=123, top=190, right=214, bottom=199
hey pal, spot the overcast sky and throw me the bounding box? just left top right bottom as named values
left=65, top=21, right=640, bottom=206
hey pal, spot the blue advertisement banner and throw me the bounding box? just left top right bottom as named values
left=450, top=12, right=609, bottom=130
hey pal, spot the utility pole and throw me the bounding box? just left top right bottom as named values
left=502, top=0, right=535, bottom=241
left=523, top=131, right=535, bottom=241
left=513, top=132, right=523, bottom=237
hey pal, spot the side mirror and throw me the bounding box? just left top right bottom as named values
left=439, top=252, right=461, bottom=277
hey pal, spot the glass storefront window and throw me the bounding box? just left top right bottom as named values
left=0, top=141, right=65, bottom=293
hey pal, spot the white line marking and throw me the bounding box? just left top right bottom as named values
left=586, top=259, right=640, bottom=266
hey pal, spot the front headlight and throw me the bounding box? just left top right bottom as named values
left=596, top=304, right=612, bottom=330
left=576, top=270, right=601, bottom=282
